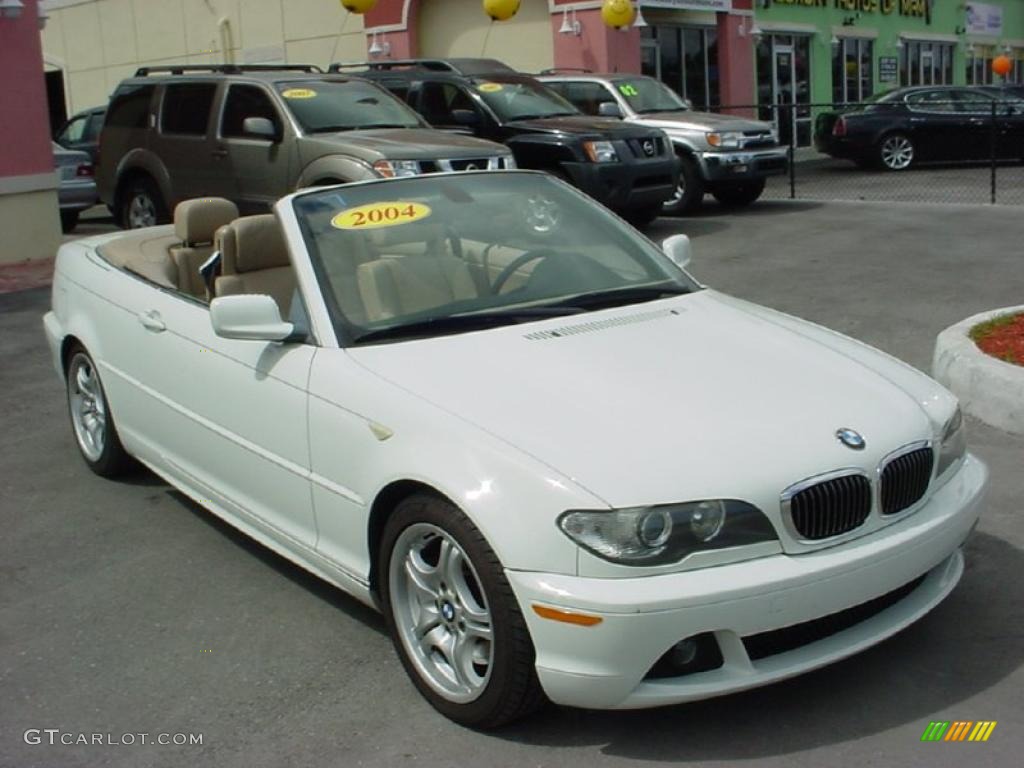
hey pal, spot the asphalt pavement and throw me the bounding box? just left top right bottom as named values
left=2, top=200, right=1023, bottom=768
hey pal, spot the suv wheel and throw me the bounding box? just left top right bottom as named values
left=662, top=154, right=704, bottom=215
left=711, top=179, right=766, bottom=208
left=119, top=177, right=168, bottom=229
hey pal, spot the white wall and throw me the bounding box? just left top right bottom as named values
left=41, top=0, right=366, bottom=113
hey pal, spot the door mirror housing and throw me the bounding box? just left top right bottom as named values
left=598, top=101, right=623, bottom=119
left=210, top=295, right=295, bottom=342
left=451, top=109, right=480, bottom=127
left=243, top=116, right=278, bottom=141
left=662, top=234, right=693, bottom=271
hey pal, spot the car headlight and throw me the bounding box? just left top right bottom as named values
left=558, top=500, right=777, bottom=566
left=372, top=159, right=421, bottom=178
left=582, top=140, right=620, bottom=163
left=706, top=131, right=742, bottom=149
left=936, top=406, right=967, bottom=479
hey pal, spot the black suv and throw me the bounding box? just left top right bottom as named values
left=332, top=58, right=680, bottom=224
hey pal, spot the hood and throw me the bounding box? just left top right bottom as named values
left=632, top=110, right=774, bottom=134
left=298, top=129, right=508, bottom=162
left=348, top=291, right=937, bottom=522
left=506, top=115, right=660, bottom=140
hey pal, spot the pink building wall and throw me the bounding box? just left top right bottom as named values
left=0, top=0, right=54, bottom=178
left=550, top=8, right=641, bottom=74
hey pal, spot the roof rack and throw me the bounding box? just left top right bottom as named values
left=134, top=64, right=323, bottom=77
left=327, top=58, right=517, bottom=76
left=539, top=67, right=593, bottom=75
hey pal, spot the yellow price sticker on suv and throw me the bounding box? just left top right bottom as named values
left=282, top=88, right=317, bottom=99
left=331, top=201, right=432, bottom=231
left=477, top=82, right=504, bottom=93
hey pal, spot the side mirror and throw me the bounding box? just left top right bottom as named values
left=243, top=116, right=278, bottom=141
left=662, top=234, right=693, bottom=271
left=451, top=109, right=480, bottom=127
left=598, top=101, right=623, bottom=119
left=210, top=295, right=295, bottom=342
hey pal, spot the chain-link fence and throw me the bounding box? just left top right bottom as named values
left=711, top=100, right=1024, bottom=207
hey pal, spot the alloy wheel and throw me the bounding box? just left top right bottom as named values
left=880, top=135, right=914, bottom=170
left=127, top=193, right=157, bottom=228
left=68, top=353, right=106, bottom=462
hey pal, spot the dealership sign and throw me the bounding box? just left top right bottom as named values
left=965, top=2, right=1003, bottom=36
left=642, top=0, right=732, bottom=11
left=771, top=0, right=930, bottom=21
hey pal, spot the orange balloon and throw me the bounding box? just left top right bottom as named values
left=992, top=55, right=1012, bottom=77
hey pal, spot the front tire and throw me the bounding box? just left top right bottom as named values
left=65, top=346, right=132, bottom=477
left=662, top=153, right=705, bottom=215
left=711, top=179, right=766, bottom=208
left=119, top=176, right=168, bottom=229
left=878, top=133, right=915, bottom=171
left=379, top=493, right=545, bottom=728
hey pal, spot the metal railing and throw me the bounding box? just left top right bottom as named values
left=707, top=100, right=1024, bottom=207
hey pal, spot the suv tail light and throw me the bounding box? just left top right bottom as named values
left=76, top=163, right=95, bottom=178
left=832, top=117, right=847, bottom=137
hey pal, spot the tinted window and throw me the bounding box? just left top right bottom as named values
left=59, top=115, right=87, bottom=143
left=905, top=90, right=957, bottom=113
left=84, top=111, right=105, bottom=140
left=471, top=79, right=578, bottom=121
left=106, top=85, right=155, bottom=129
left=954, top=90, right=996, bottom=114
left=275, top=80, right=423, bottom=132
left=549, top=81, right=615, bottom=116
left=419, top=82, right=477, bottom=125
left=161, top=83, right=217, bottom=135
left=221, top=85, right=280, bottom=138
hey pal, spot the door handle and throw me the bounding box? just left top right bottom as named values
left=212, top=148, right=228, bottom=159
left=137, top=310, right=166, bottom=332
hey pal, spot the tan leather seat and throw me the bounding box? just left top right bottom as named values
left=357, top=254, right=478, bottom=322
left=214, top=214, right=295, bottom=316
left=169, top=198, right=239, bottom=298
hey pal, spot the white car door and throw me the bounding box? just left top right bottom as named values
left=120, top=286, right=318, bottom=549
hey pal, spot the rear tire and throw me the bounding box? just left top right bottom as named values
left=118, top=176, right=168, bottom=229
left=65, top=345, right=132, bottom=477
left=878, top=133, right=915, bottom=171
left=379, top=493, right=546, bottom=728
left=711, top=179, right=766, bottom=208
left=662, top=153, right=704, bottom=215
left=60, top=210, right=80, bottom=233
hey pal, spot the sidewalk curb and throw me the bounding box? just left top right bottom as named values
left=933, top=306, right=1024, bottom=436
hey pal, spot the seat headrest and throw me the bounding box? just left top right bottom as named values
left=217, top=214, right=290, bottom=274
left=174, top=198, right=239, bottom=245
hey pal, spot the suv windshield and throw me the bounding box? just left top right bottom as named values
left=612, top=77, right=689, bottom=114
left=276, top=80, right=424, bottom=133
left=293, top=173, right=696, bottom=344
left=472, top=79, right=579, bottom=121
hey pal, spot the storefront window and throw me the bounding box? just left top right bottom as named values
left=645, top=26, right=719, bottom=109
left=900, top=42, right=955, bottom=86
left=1013, top=50, right=1024, bottom=85
left=756, top=34, right=812, bottom=147
left=832, top=38, right=874, bottom=104
left=966, top=45, right=996, bottom=85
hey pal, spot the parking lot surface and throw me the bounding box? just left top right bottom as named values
left=2, top=200, right=1023, bottom=768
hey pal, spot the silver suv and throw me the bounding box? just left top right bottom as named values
left=540, top=73, right=788, bottom=214
left=96, top=65, right=514, bottom=228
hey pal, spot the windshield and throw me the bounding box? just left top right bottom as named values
left=612, top=77, right=689, bottom=114
left=276, top=80, right=424, bottom=132
left=472, top=79, right=580, bottom=121
left=293, top=173, right=697, bottom=345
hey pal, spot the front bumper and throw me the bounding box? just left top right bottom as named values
left=508, top=454, right=986, bottom=710
left=698, top=148, right=789, bottom=182
left=562, top=154, right=679, bottom=213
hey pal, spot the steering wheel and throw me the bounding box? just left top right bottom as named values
left=491, top=248, right=561, bottom=295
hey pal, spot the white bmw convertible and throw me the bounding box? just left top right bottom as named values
left=44, top=171, right=986, bottom=727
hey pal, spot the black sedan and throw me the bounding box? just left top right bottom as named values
left=814, top=86, right=1024, bottom=170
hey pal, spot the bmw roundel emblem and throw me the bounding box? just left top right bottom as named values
left=836, top=428, right=866, bottom=450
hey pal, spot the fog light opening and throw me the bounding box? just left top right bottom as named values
left=644, top=632, right=724, bottom=679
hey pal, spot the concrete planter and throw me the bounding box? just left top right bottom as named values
left=933, top=306, right=1024, bottom=436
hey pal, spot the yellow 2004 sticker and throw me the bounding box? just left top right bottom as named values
left=477, top=82, right=503, bottom=93
left=331, top=201, right=432, bottom=231
left=282, top=88, right=317, bottom=99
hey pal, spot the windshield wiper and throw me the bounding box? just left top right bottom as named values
left=546, top=285, right=689, bottom=312
left=353, top=306, right=583, bottom=344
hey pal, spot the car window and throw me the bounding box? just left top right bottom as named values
left=221, top=85, right=281, bottom=138
left=548, top=81, right=615, bottom=116
left=59, top=115, right=87, bottom=143
left=161, top=83, right=217, bottom=135
left=611, top=77, right=689, bottom=114
left=904, top=89, right=958, bottom=113
left=471, top=79, right=579, bottom=121
left=293, top=173, right=697, bottom=344
left=106, top=84, right=155, bottom=129
left=274, top=79, right=423, bottom=132
left=84, top=112, right=104, bottom=141
left=419, top=82, right=477, bottom=126
left=953, top=90, right=996, bottom=114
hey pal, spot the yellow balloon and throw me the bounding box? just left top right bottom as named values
left=601, top=0, right=635, bottom=29
left=341, top=0, right=377, bottom=14
left=483, top=0, right=520, bottom=22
